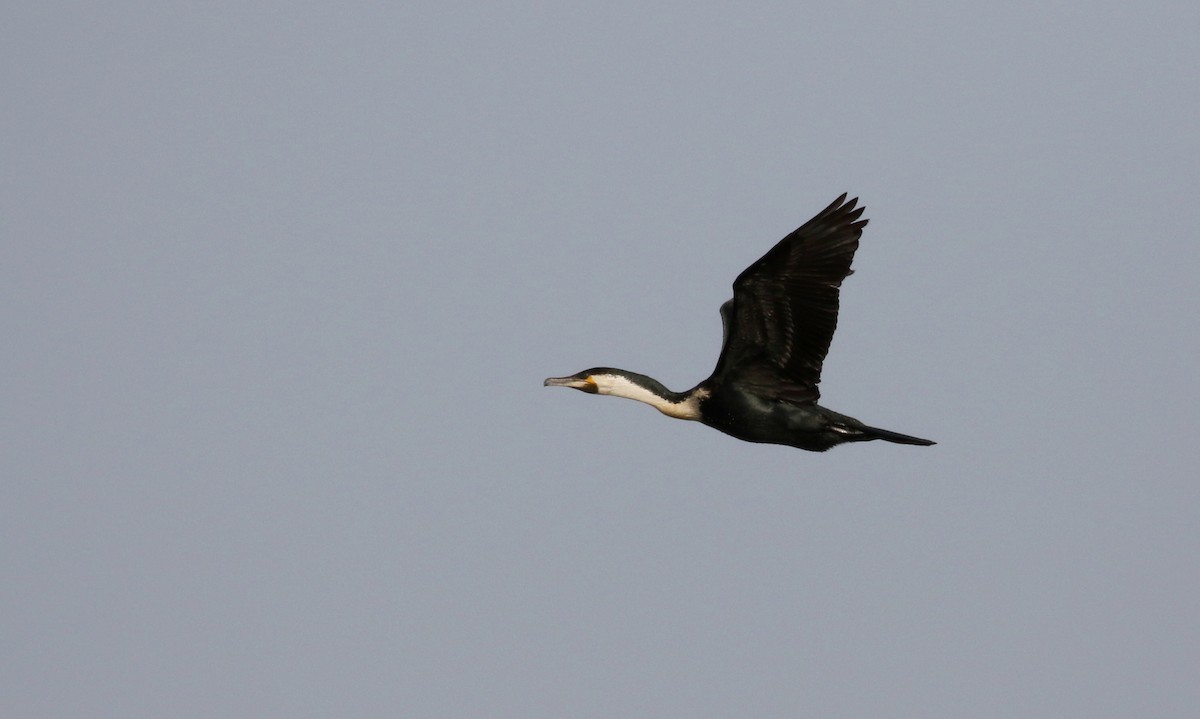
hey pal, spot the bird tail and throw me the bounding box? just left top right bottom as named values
left=861, top=425, right=936, bottom=446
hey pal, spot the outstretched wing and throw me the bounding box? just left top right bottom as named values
left=712, top=194, right=866, bottom=402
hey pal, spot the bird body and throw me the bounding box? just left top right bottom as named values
left=544, top=195, right=934, bottom=452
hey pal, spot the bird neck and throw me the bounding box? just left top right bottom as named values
left=591, top=371, right=708, bottom=421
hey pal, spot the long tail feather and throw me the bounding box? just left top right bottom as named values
left=862, top=425, right=936, bottom=446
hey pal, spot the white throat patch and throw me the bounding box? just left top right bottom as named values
left=591, top=374, right=706, bottom=421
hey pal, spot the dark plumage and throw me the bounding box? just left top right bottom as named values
left=544, top=194, right=934, bottom=451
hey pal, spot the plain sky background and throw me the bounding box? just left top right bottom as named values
left=3, top=2, right=1198, bottom=717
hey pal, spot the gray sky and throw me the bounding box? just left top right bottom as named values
left=4, top=2, right=1198, bottom=717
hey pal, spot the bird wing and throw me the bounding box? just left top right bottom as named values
left=712, top=194, right=866, bottom=402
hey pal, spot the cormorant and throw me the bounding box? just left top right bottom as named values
left=543, top=194, right=934, bottom=452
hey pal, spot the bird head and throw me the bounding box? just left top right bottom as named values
left=543, top=369, right=602, bottom=393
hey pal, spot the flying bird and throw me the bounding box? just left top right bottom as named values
left=544, top=194, right=934, bottom=452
